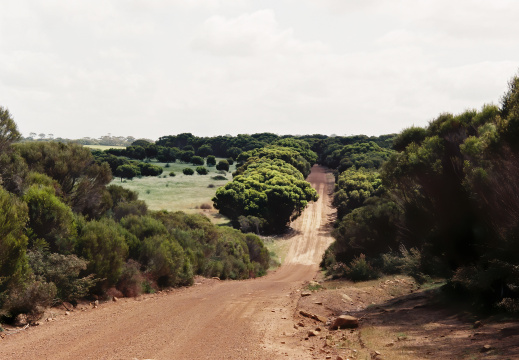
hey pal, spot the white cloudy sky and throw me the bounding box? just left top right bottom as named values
left=1, top=0, right=518, bottom=139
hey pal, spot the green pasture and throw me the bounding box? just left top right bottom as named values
left=113, top=159, right=236, bottom=224
left=85, top=145, right=127, bottom=151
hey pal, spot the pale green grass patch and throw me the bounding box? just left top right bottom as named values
left=84, top=145, right=126, bottom=151
left=113, top=159, right=236, bottom=224
left=263, top=236, right=292, bottom=269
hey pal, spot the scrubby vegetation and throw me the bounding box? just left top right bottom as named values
left=0, top=108, right=270, bottom=323
left=321, top=73, right=519, bottom=313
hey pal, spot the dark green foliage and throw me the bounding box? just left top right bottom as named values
left=140, top=235, right=187, bottom=287
left=76, top=219, right=129, bottom=291
left=131, top=139, right=151, bottom=148
left=190, top=156, right=204, bottom=166
left=392, top=126, right=428, bottom=151
left=226, top=147, right=242, bottom=159
left=196, top=166, right=208, bottom=175
left=333, top=168, right=384, bottom=220
left=212, top=175, right=227, bottom=180
left=216, top=159, right=229, bottom=172
left=16, top=142, right=113, bottom=218
left=226, top=158, right=234, bottom=165
left=156, top=147, right=177, bottom=162
left=238, top=215, right=266, bottom=234
left=0, top=106, right=20, bottom=154
left=125, top=145, right=146, bottom=160
left=197, top=144, right=213, bottom=157
left=150, top=211, right=270, bottom=280
left=182, top=168, right=194, bottom=175
left=325, top=141, right=393, bottom=173
left=237, top=146, right=311, bottom=178
left=274, top=138, right=318, bottom=165
left=213, top=158, right=318, bottom=233
left=28, top=251, right=97, bottom=303
left=23, top=185, right=77, bottom=254
left=180, top=150, right=194, bottom=163
left=115, top=164, right=139, bottom=181
left=206, top=155, right=216, bottom=166
left=328, top=254, right=379, bottom=282
left=321, top=73, right=519, bottom=311
left=0, top=186, right=30, bottom=295
left=169, top=171, right=176, bottom=177
left=244, top=234, right=270, bottom=276
left=137, top=163, right=163, bottom=177
left=331, top=197, right=402, bottom=263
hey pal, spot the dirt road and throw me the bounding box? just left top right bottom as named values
left=0, top=165, right=335, bottom=360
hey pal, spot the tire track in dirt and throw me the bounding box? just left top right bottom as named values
left=0, top=165, right=335, bottom=360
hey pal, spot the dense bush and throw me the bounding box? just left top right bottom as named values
left=182, top=168, right=194, bottom=175
left=206, top=155, right=216, bottom=166
left=76, top=219, right=129, bottom=291
left=28, top=251, right=97, bottom=303
left=196, top=166, right=208, bottom=175
left=216, top=159, right=229, bottom=172
left=23, top=185, right=77, bottom=253
left=190, top=156, right=204, bottom=166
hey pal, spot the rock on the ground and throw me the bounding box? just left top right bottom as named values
left=481, top=344, right=493, bottom=352
left=330, top=315, right=359, bottom=330
left=341, top=294, right=353, bottom=302
left=299, top=310, right=327, bottom=323
left=301, top=291, right=312, bottom=297
left=14, top=314, right=28, bottom=327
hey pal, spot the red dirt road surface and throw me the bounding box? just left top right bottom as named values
left=0, top=165, right=335, bottom=359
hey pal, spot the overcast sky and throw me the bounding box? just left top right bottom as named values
left=1, top=0, right=518, bottom=140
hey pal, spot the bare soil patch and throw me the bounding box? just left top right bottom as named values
left=291, top=276, right=519, bottom=360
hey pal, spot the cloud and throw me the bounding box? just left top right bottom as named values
left=191, top=10, right=325, bottom=57
left=1, top=1, right=518, bottom=139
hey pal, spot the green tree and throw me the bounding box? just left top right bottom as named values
left=197, top=144, right=213, bottom=157
left=115, top=164, right=139, bottom=181
left=180, top=150, right=194, bottom=163
left=213, top=159, right=318, bottom=233
left=216, top=159, right=230, bottom=172
left=0, top=106, right=21, bottom=154
left=206, top=155, right=216, bottom=167
left=0, top=186, right=30, bottom=295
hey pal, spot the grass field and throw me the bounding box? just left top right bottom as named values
left=85, top=145, right=127, bottom=150
left=113, top=159, right=236, bottom=224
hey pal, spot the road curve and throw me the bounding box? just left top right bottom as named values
left=0, top=165, right=335, bottom=360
